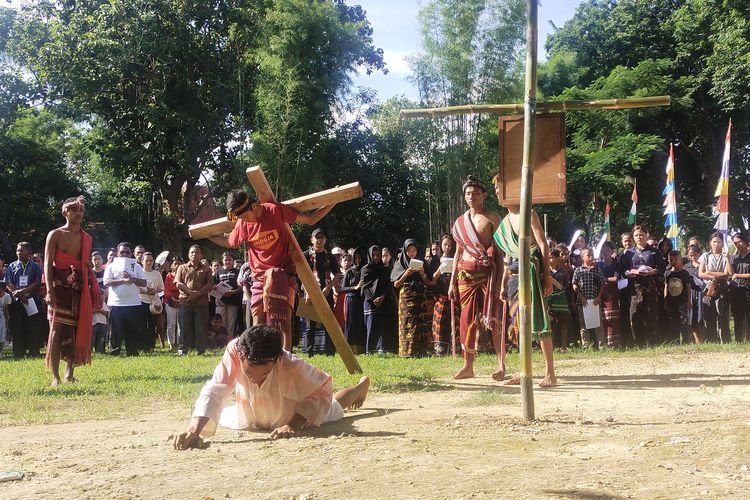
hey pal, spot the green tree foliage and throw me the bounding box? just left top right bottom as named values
left=0, top=7, right=80, bottom=257
left=540, top=0, right=750, bottom=243
left=8, top=0, right=383, bottom=253
left=406, top=0, right=526, bottom=237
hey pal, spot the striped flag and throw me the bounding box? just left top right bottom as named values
left=627, top=183, right=638, bottom=225
left=662, top=144, right=679, bottom=247
left=603, top=201, right=611, bottom=240
left=713, top=121, right=731, bottom=233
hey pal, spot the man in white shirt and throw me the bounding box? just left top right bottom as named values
left=104, top=242, right=146, bottom=356
left=172, top=324, right=370, bottom=449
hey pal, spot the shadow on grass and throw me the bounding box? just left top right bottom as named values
left=555, top=373, right=750, bottom=390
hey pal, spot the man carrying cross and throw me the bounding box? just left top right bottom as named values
left=225, top=190, right=336, bottom=350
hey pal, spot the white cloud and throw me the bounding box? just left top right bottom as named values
left=383, top=51, right=413, bottom=77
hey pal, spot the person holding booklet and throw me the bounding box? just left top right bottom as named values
left=104, top=242, right=147, bottom=356
left=391, top=238, right=432, bottom=357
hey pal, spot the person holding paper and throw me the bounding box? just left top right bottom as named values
left=104, top=242, right=148, bottom=356
left=572, top=248, right=605, bottom=349
left=4, top=241, right=45, bottom=359
left=450, top=177, right=504, bottom=380
left=597, top=241, right=622, bottom=349
left=43, top=196, right=103, bottom=386
left=392, top=238, right=432, bottom=357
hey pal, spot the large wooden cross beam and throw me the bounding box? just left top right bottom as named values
left=188, top=167, right=363, bottom=374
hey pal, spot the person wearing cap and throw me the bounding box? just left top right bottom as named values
left=225, top=190, right=336, bottom=350
left=302, top=228, right=341, bottom=355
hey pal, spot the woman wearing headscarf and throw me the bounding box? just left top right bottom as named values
left=342, top=248, right=367, bottom=353
left=391, top=239, right=432, bottom=357
left=431, top=234, right=460, bottom=355
left=361, top=246, right=390, bottom=353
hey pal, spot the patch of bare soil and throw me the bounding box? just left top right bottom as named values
left=2, top=351, right=750, bottom=499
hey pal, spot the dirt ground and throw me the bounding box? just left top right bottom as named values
left=2, top=351, right=750, bottom=499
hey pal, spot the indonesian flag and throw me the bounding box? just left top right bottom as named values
left=627, top=183, right=638, bottom=225
left=713, top=121, right=731, bottom=232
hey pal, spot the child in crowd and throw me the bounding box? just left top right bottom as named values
left=684, top=244, right=704, bottom=343
left=664, top=250, right=693, bottom=344
left=207, top=314, right=231, bottom=350
left=547, top=248, right=570, bottom=351
left=91, top=294, right=109, bottom=354
left=572, top=247, right=605, bottom=349
left=597, top=241, right=622, bottom=349
left=0, top=283, right=11, bottom=348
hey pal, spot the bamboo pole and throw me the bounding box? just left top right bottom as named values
left=399, top=96, right=670, bottom=120
left=518, top=0, right=538, bottom=421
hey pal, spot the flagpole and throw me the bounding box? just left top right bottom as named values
left=518, top=0, right=538, bottom=421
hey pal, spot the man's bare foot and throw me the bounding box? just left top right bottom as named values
left=349, top=376, right=369, bottom=409
left=51, top=378, right=61, bottom=388
left=453, top=366, right=474, bottom=379
left=334, top=376, right=370, bottom=410
left=539, top=374, right=557, bottom=388
left=491, top=369, right=505, bottom=381
left=502, top=374, right=521, bottom=385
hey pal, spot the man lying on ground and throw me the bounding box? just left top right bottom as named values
left=172, top=324, right=369, bottom=449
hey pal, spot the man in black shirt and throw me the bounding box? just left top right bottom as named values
left=303, top=228, right=341, bottom=354
left=625, top=225, right=666, bottom=346
left=214, top=252, right=243, bottom=337
left=664, top=250, right=692, bottom=344
left=729, top=231, right=750, bottom=342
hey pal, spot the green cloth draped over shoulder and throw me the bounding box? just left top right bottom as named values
left=493, top=216, right=551, bottom=340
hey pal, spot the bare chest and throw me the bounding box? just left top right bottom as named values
left=471, top=213, right=496, bottom=247
left=57, top=231, right=82, bottom=260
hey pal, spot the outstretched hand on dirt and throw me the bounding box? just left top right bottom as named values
left=170, top=431, right=208, bottom=450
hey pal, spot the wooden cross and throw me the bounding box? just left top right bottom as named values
left=188, top=166, right=363, bottom=374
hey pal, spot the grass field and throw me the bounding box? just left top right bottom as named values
left=1, top=342, right=748, bottom=426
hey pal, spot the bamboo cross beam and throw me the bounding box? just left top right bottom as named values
left=244, top=167, right=363, bottom=374
left=399, top=96, right=671, bottom=120
left=188, top=181, right=363, bottom=240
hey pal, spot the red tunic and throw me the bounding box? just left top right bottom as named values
left=228, top=203, right=298, bottom=279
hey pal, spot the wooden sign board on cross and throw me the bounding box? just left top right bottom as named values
left=187, top=166, right=363, bottom=374
left=497, top=113, right=566, bottom=206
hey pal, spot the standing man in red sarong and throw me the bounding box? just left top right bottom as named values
left=43, top=196, right=102, bottom=387
left=449, top=176, right=504, bottom=380
left=224, top=190, right=336, bottom=351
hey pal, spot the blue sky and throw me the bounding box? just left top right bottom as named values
left=352, top=0, right=584, bottom=100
